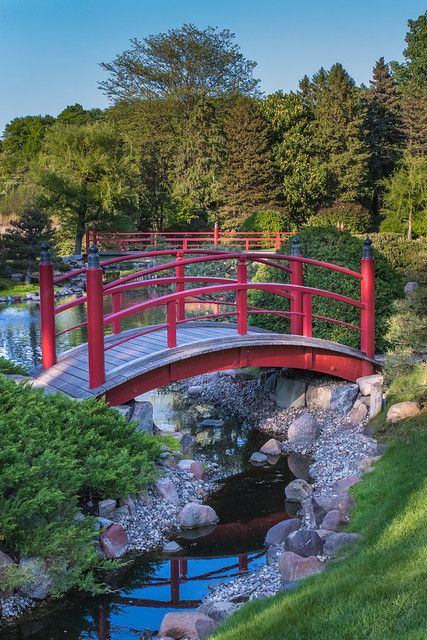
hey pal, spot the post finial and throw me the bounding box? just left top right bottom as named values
left=40, top=242, right=52, bottom=264
left=87, top=244, right=100, bottom=268
left=291, top=235, right=301, bottom=257
left=363, top=237, right=373, bottom=259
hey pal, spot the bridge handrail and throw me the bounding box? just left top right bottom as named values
left=39, top=237, right=375, bottom=388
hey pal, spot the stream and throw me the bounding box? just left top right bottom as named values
left=0, top=298, right=302, bottom=640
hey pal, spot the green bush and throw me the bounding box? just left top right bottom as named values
left=386, top=286, right=427, bottom=354
left=0, top=356, right=28, bottom=375
left=305, top=203, right=372, bottom=233
left=249, top=227, right=402, bottom=352
left=0, top=376, right=162, bottom=594
left=240, top=210, right=296, bottom=233
left=368, top=233, right=427, bottom=284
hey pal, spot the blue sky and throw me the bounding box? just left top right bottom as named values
left=0, top=0, right=425, bottom=133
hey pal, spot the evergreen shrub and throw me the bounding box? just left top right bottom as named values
left=240, top=210, right=296, bottom=233
left=249, top=227, right=402, bottom=352
left=306, top=203, right=372, bottom=233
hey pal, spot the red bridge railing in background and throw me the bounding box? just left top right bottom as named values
left=85, top=223, right=293, bottom=254
left=39, top=237, right=375, bottom=389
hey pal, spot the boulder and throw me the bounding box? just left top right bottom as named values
left=265, top=518, right=301, bottom=546
left=404, top=281, right=418, bottom=296
left=286, top=452, right=311, bottom=482
left=279, top=551, right=323, bottom=582
left=159, top=611, right=214, bottom=640
left=249, top=452, right=268, bottom=466
left=284, top=479, right=313, bottom=503
left=187, top=385, right=203, bottom=397
left=275, top=377, right=306, bottom=409
left=114, top=404, right=133, bottom=420
left=369, top=383, right=383, bottom=419
left=181, top=434, right=197, bottom=453
left=306, top=384, right=332, bottom=410
left=178, top=459, right=206, bottom=480
left=198, top=419, right=224, bottom=428
left=285, top=529, right=324, bottom=557
left=260, top=438, right=282, bottom=457
left=348, top=400, right=368, bottom=423
left=120, top=496, right=136, bottom=517
left=163, top=541, right=183, bottom=554
left=320, top=510, right=345, bottom=531
left=18, top=557, right=52, bottom=600
left=330, top=384, right=359, bottom=415
left=0, top=550, right=16, bottom=598
left=386, top=401, right=421, bottom=423
left=287, top=413, right=320, bottom=447
left=99, top=523, right=128, bottom=559
left=155, top=478, right=181, bottom=506
left=178, top=502, right=219, bottom=529
left=133, top=400, right=154, bottom=434
left=196, top=617, right=216, bottom=639
left=98, top=498, right=117, bottom=519
left=197, top=600, right=237, bottom=622
left=324, top=532, right=362, bottom=558
left=315, top=493, right=355, bottom=519
left=356, top=374, right=384, bottom=396
left=331, top=476, right=360, bottom=493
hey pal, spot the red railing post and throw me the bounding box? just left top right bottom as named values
left=237, top=257, right=248, bottom=335
left=290, top=236, right=303, bottom=336
left=167, top=300, right=177, bottom=347
left=275, top=232, right=281, bottom=251
left=84, top=227, right=90, bottom=255
left=86, top=245, right=105, bottom=388
left=360, top=237, right=375, bottom=358
left=176, top=252, right=185, bottom=321
left=302, top=292, right=313, bottom=337
left=92, top=227, right=98, bottom=246
left=112, top=292, right=121, bottom=334
left=214, top=222, right=219, bottom=246
left=39, top=243, right=57, bottom=369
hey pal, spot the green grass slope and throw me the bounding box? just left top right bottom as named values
left=213, top=409, right=427, bottom=640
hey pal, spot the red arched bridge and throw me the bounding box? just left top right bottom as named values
left=33, top=236, right=377, bottom=405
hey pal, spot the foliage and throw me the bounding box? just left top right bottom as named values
left=400, top=81, right=427, bottom=157
left=99, top=24, right=260, bottom=105
left=0, top=277, right=40, bottom=296
left=212, top=408, right=427, bottom=640
left=305, top=203, right=372, bottom=233
left=0, top=376, right=162, bottom=593
left=249, top=228, right=402, bottom=352
left=368, top=233, right=427, bottom=283
left=386, top=287, right=427, bottom=354
left=0, top=208, right=55, bottom=283
left=240, top=210, right=295, bottom=233
left=392, top=11, right=427, bottom=85
left=0, top=356, right=27, bottom=375
left=219, top=97, right=280, bottom=229
left=382, top=361, right=427, bottom=407
left=380, top=155, right=427, bottom=238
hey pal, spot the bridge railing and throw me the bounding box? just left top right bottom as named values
left=85, top=224, right=294, bottom=253
left=39, top=237, right=375, bottom=389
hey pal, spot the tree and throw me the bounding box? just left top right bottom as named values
left=99, top=24, right=260, bottom=108
left=56, top=104, right=103, bottom=125
left=301, top=64, right=371, bottom=206
left=400, top=81, right=427, bottom=156
left=218, top=97, right=281, bottom=228
left=263, top=91, right=330, bottom=224
left=0, top=208, right=54, bottom=283
left=35, top=122, right=138, bottom=254
left=380, top=155, right=427, bottom=239
left=364, top=57, right=403, bottom=213
left=392, top=11, right=427, bottom=85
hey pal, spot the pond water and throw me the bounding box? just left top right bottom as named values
left=0, top=297, right=302, bottom=640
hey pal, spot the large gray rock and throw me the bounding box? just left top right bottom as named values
left=198, top=600, right=237, bottom=622
left=178, top=459, right=206, bottom=480
left=98, top=499, right=117, bottom=519
left=155, top=478, right=180, bottom=506
left=315, top=492, right=355, bottom=519
left=387, top=401, right=421, bottom=423
left=279, top=551, right=323, bottom=582
left=132, top=400, right=154, bottom=434
left=287, top=413, right=320, bottom=447
left=285, top=478, right=313, bottom=503
left=348, top=400, right=368, bottom=423
left=324, top=532, right=362, bottom=558
left=114, top=404, right=133, bottom=420
left=320, top=510, right=345, bottom=531
left=181, top=433, right=197, bottom=453
left=356, top=374, right=384, bottom=396
left=159, top=612, right=214, bottom=640
left=0, top=550, right=16, bottom=598
left=306, top=384, right=332, bottom=409
left=265, top=518, right=301, bottom=546
left=286, top=452, right=311, bottom=482
left=163, top=541, right=183, bottom=554
left=18, top=557, right=52, bottom=600
left=285, top=529, right=324, bottom=557
left=198, top=418, right=224, bottom=428
left=330, top=384, right=359, bottom=415
left=369, top=382, right=383, bottom=419
left=178, top=502, right=219, bottom=529
left=249, top=452, right=268, bottom=466
left=260, top=438, right=281, bottom=456
left=99, top=523, right=128, bottom=559
left=275, top=377, right=306, bottom=409
left=404, top=281, right=418, bottom=296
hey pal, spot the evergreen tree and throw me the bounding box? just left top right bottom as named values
left=0, top=208, right=54, bottom=283
left=401, top=81, right=427, bottom=156
left=365, top=57, right=403, bottom=213
left=218, top=97, right=280, bottom=228
left=392, top=11, right=427, bottom=85
left=303, top=64, right=371, bottom=206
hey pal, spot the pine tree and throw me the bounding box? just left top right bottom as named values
left=401, top=81, right=427, bottom=156
left=218, top=97, right=280, bottom=228
left=0, top=209, right=54, bottom=283
left=306, top=64, right=371, bottom=206
left=365, top=57, right=403, bottom=213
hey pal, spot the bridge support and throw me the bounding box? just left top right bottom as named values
left=290, top=236, right=303, bottom=336
left=86, top=245, right=106, bottom=388
left=39, top=243, right=57, bottom=369
left=360, top=238, right=375, bottom=359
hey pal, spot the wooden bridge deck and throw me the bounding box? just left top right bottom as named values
left=31, top=322, right=377, bottom=404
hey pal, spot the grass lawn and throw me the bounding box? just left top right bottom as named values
left=212, top=405, right=427, bottom=640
